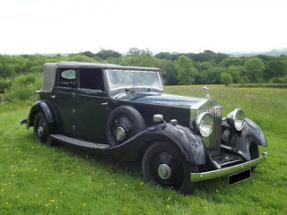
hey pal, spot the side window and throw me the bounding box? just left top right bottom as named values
left=57, top=69, right=77, bottom=88
left=79, top=69, right=105, bottom=91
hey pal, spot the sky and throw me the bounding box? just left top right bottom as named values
left=0, top=0, right=287, bottom=55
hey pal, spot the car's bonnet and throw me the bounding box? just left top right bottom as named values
left=116, top=92, right=214, bottom=109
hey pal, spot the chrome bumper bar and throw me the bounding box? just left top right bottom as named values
left=190, top=152, right=268, bottom=182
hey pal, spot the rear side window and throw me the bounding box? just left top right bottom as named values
left=61, top=70, right=76, bottom=80
left=79, top=69, right=105, bottom=91
left=57, top=69, right=77, bottom=88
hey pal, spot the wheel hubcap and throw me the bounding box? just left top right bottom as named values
left=37, top=126, right=44, bottom=137
left=115, top=127, right=126, bottom=141
left=158, top=164, right=172, bottom=180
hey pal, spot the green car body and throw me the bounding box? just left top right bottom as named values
left=22, top=62, right=268, bottom=194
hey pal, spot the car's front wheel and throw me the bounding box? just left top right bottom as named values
left=33, top=112, right=52, bottom=146
left=142, top=142, right=197, bottom=195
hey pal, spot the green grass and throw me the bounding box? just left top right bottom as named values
left=1, top=86, right=287, bottom=214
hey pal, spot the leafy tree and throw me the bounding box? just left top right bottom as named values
left=176, top=56, right=198, bottom=85
left=198, top=62, right=216, bottom=71
left=196, top=70, right=210, bottom=84
left=220, top=57, right=242, bottom=67
left=189, top=50, right=227, bottom=63
left=1, top=49, right=287, bottom=86
left=193, top=50, right=214, bottom=62
left=263, top=58, right=287, bottom=82
left=68, top=54, right=96, bottom=62
left=96, top=49, right=121, bottom=60
left=15, top=74, right=36, bottom=86
left=127, top=48, right=141, bottom=56
left=206, top=67, right=226, bottom=84
left=80, top=51, right=95, bottom=58
left=161, top=60, right=178, bottom=85
left=214, top=52, right=228, bottom=63
left=155, top=52, right=179, bottom=61
left=221, top=73, right=233, bottom=86
left=127, top=48, right=152, bottom=57
left=228, top=66, right=241, bottom=83
left=244, top=57, right=265, bottom=82
left=0, top=78, right=11, bottom=93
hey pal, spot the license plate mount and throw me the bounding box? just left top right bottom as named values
left=228, top=169, right=251, bottom=185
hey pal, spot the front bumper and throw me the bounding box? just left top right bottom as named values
left=190, top=152, right=267, bottom=182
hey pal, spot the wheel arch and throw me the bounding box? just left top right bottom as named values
left=222, top=118, right=267, bottom=146
left=27, top=100, right=55, bottom=129
left=221, top=118, right=267, bottom=157
left=125, top=124, right=206, bottom=165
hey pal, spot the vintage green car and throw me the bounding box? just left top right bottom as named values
left=21, top=62, right=267, bottom=194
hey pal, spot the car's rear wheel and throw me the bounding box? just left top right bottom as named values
left=33, top=112, right=53, bottom=146
left=106, top=106, right=146, bottom=146
left=142, top=142, right=197, bottom=195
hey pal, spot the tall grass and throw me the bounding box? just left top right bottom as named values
left=0, top=85, right=286, bottom=214
left=166, top=85, right=287, bottom=136
left=0, top=73, right=43, bottom=113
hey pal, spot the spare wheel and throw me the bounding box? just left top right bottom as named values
left=106, top=106, right=146, bottom=146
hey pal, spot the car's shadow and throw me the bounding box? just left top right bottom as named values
left=54, top=140, right=143, bottom=178
left=23, top=133, right=231, bottom=195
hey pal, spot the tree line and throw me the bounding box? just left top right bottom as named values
left=1, top=48, right=287, bottom=88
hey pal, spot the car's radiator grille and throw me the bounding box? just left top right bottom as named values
left=199, top=106, right=222, bottom=156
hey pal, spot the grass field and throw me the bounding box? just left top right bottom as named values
left=0, top=85, right=286, bottom=214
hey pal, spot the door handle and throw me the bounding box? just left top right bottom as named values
left=101, top=102, right=108, bottom=106
left=51, top=95, right=56, bottom=99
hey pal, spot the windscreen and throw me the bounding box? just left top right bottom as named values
left=106, top=69, right=163, bottom=91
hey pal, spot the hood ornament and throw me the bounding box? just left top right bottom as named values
left=202, top=87, right=210, bottom=99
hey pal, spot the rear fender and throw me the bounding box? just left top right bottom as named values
left=27, top=100, right=55, bottom=129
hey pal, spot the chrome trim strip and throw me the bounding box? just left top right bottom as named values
left=190, top=152, right=268, bottom=182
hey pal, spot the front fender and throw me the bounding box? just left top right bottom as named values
left=106, top=123, right=206, bottom=165
left=27, top=100, right=55, bottom=129
left=221, top=118, right=267, bottom=157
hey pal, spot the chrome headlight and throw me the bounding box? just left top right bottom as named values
left=193, top=112, right=214, bottom=137
left=227, top=108, right=245, bottom=131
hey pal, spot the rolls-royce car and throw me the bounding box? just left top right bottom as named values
left=21, top=62, right=268, bottom=194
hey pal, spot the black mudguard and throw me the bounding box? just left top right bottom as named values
left=104, top=123, right=206, bottom=165
left=27, top=100, right=55, bottom=129
left=221, top=118, right=267, bottom=159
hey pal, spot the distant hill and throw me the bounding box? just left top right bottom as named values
left=229, top=48, right=287, bottom=57
left=262, top=48, right=287, bottom=56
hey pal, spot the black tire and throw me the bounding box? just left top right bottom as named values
left=33, top=112, right=53, bottom=146
left=142, top=142, right=197, bottom=195
left=106, top=106, right=146, bottom=146
left=249, top=143, right=259, bottom=171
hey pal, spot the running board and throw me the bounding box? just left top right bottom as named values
left=50, top=134, right=110, bottom=150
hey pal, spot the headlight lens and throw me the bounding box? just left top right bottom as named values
left=193, top=112, right=214, bottom=137
left=227, top=108, right=245, bottom=131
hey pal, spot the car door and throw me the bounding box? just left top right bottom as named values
left=50, top=69, right=77, bottom=137
left=75, top=68, right=110, bottom=143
